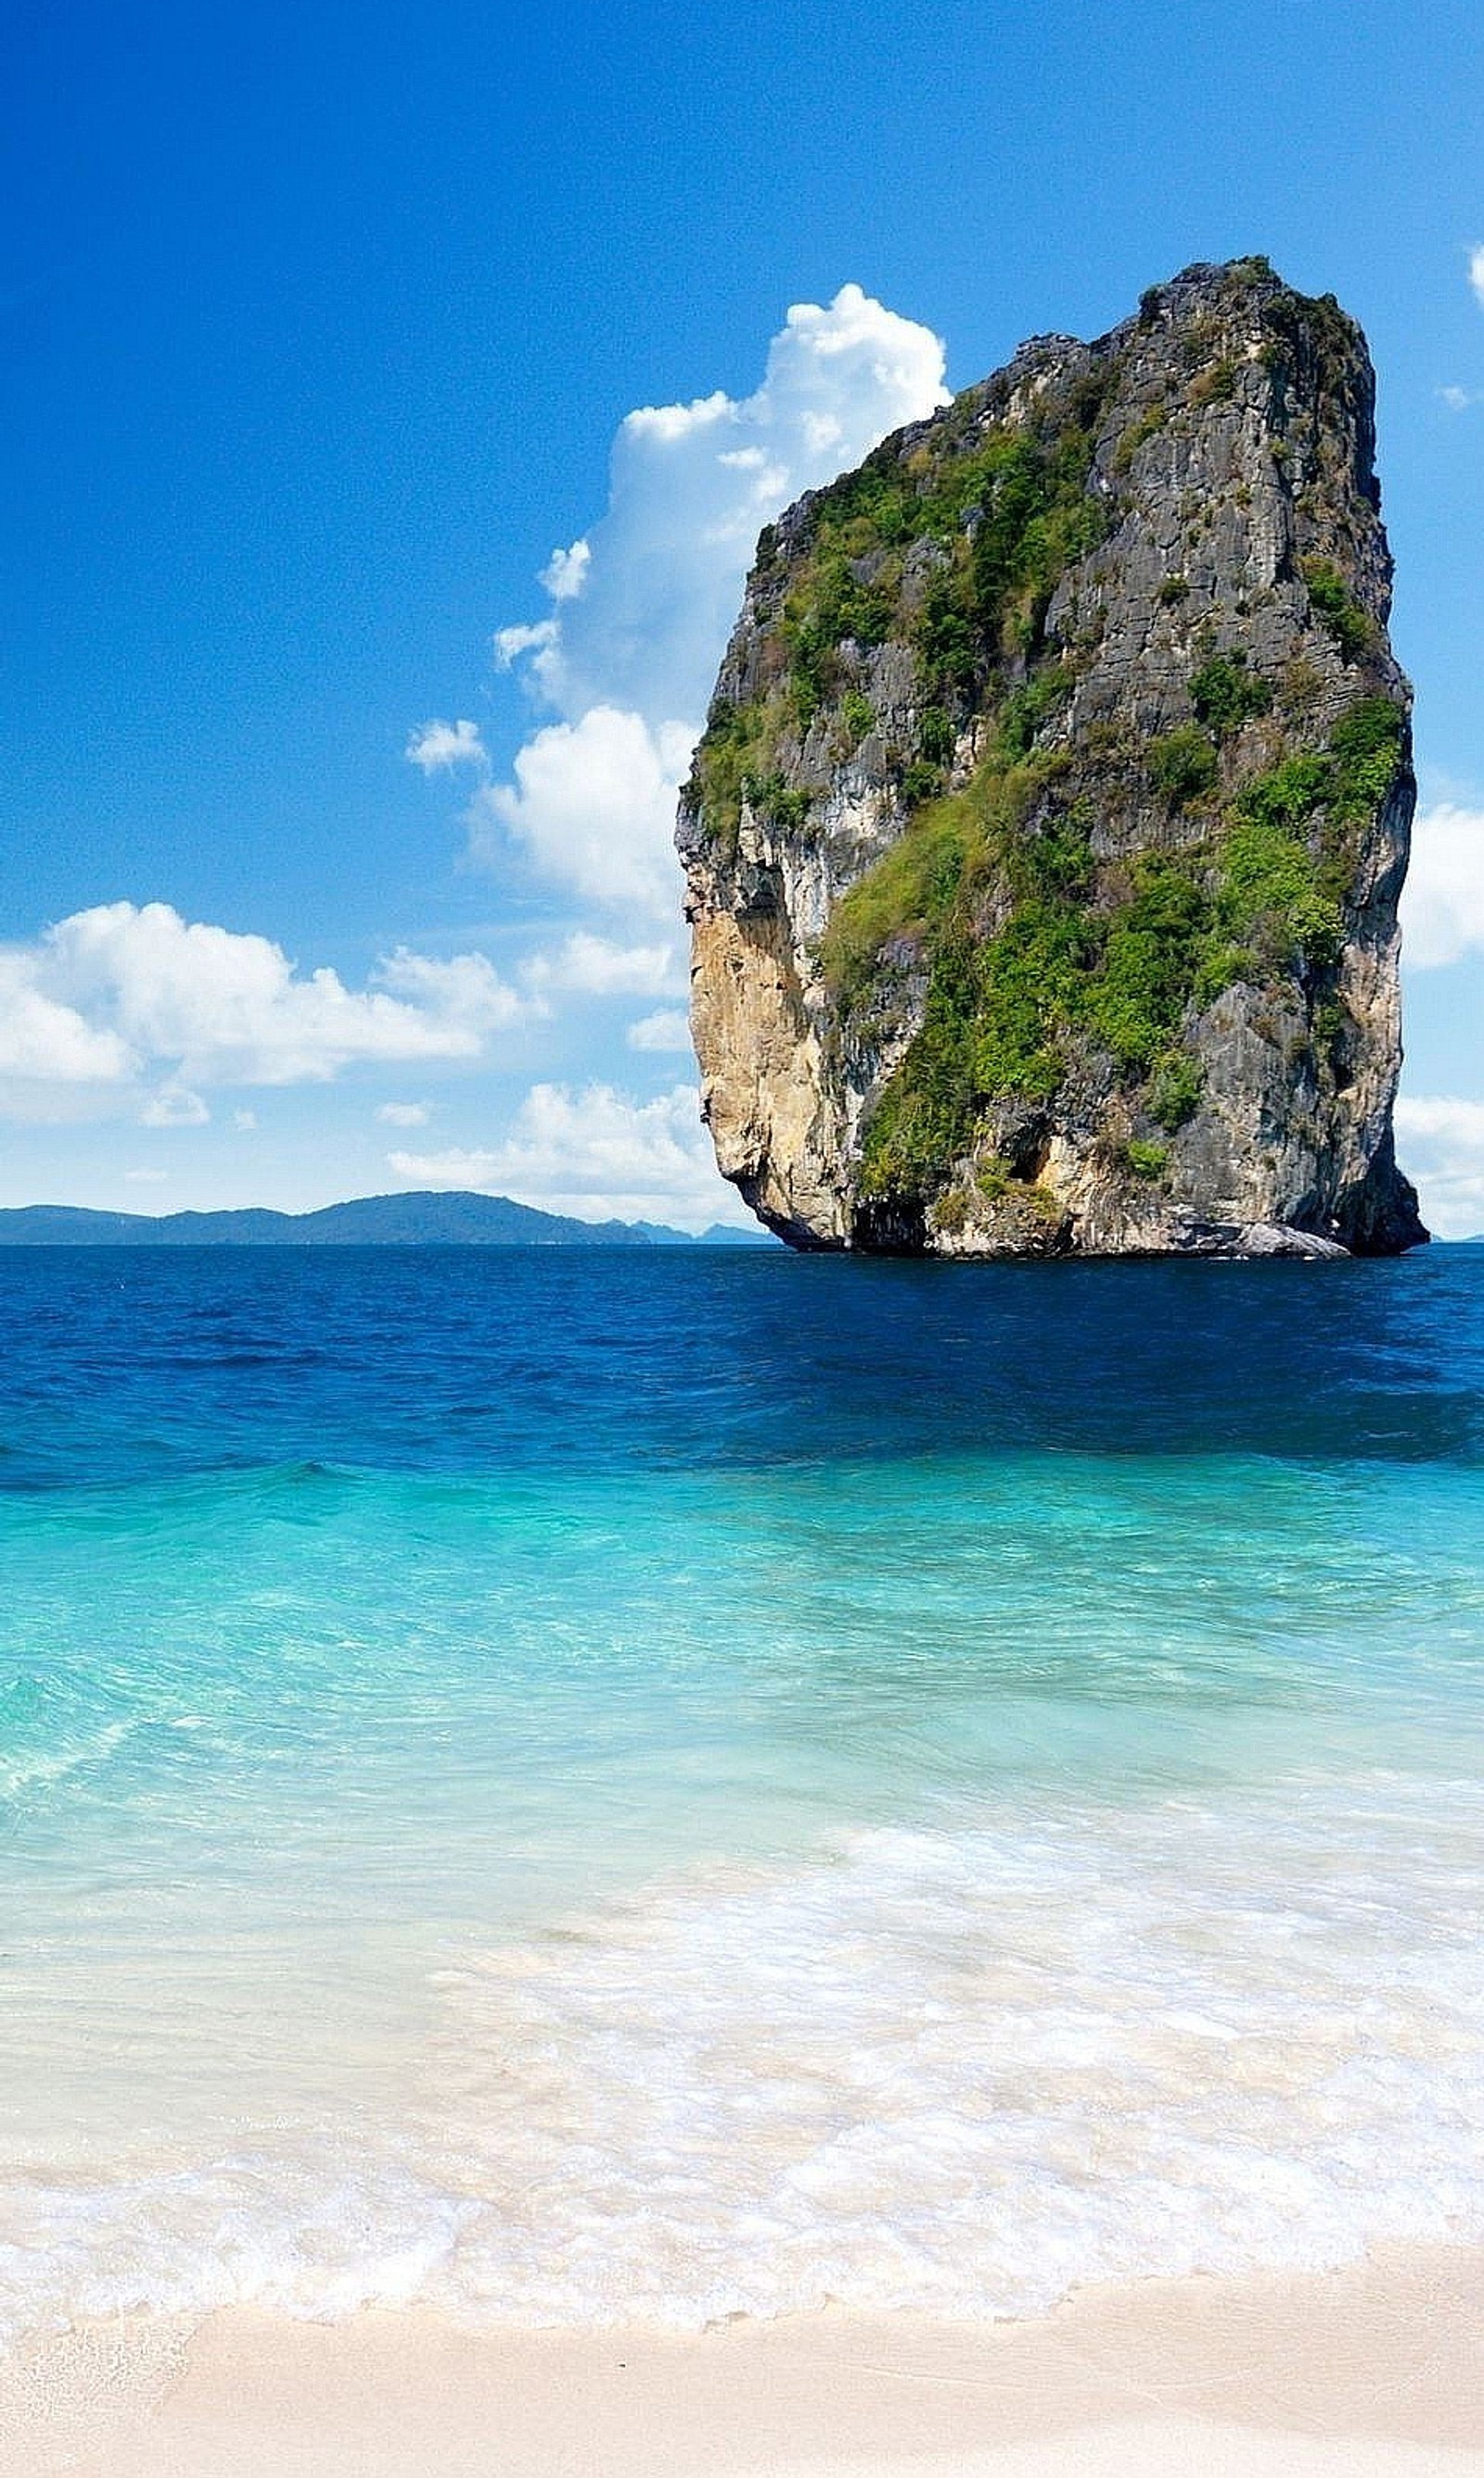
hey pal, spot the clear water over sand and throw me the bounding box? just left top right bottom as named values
left=1, top=1246, right=1481, bottom=2337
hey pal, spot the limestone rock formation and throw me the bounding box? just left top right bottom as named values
left=677, top=259, right=1427, bottom=1257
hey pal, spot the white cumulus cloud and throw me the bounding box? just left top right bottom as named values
left=468, top=707, right=697, bottom=918
left=502, top=283, right=948, bottom=736
left=1402, top=804, right=1484, bottom=967
left=1394, top=1096, right=1484, bottom=1239
left=377, top=1100, right=431, bottom=1126
left=0, top=902, right=533, bottom=1111
left=405, top=718, right=486, bottom=772
left=387, top=1079, right=740, bottom=1226
left=1470, top=245, right=1484, bottom=312
left=455, top=285, right=947, bottom=924
left=626, top=1008, right=693, bottom=1052
left=0, top=957, right=132, bottom=1084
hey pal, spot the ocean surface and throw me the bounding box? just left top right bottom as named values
left=2, top=1243, right=1482, bottom=2341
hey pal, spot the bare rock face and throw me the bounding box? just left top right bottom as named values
left=677, top=260, right=1426, bottom=1258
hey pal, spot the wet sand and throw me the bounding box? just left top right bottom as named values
left=4, top=2243, right=1481, bottom=2475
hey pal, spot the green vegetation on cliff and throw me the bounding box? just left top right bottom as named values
left=829, top=695, right=1403, bottom=1204
left=690, top=365, right=1119, bottom=848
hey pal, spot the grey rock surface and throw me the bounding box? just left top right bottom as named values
left=678, top=260, right=1426, bottom=1260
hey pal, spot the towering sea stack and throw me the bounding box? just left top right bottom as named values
left=678, top=260, right=1426, bottom=1257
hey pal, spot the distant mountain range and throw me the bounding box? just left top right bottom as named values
left=0, top=1191, right=776, bottom=1247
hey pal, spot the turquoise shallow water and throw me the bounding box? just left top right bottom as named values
left=1, top=1247, right=1482, bottom=2333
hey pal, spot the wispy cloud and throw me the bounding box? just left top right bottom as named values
left=139, top=1083, right=211, bottom=1126
left=492, top=621, right=557, bottom=675
left=404, top=718, right=486, bottom=772
left=520, top=932, right=682, bottom=998
left=626, top=1008, right=692, bottom=1053
left=387, top=1080, right=737, bottom=1227
left=538, top=539, right=590, bottom=602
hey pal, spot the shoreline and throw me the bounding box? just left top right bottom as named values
left=4, top=2244, right=1481, bottom=2477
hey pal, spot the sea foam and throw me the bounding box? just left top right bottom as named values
left=3, top=1775, right=1481, bottom=2340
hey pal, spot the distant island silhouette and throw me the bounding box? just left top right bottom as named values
left=0, top=1191, right=775, bottom=1247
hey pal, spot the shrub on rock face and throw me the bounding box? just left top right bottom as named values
left=1147, top=1052, right=1203, bottom=1133
left=1190, top=655, right=1273, bottom=738
left=1302, top=559, right=1376, bottom=662
left=1148, top=725, right=1219, bottom=805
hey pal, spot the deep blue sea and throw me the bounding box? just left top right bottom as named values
left=2, top=1244, right=1482, bottom=2337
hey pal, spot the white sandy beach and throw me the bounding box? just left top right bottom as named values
left=4, top=2245, right=1480, bottom=2477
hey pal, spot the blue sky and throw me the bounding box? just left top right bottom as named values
left=3, top=0, right=1483, bottom=1227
